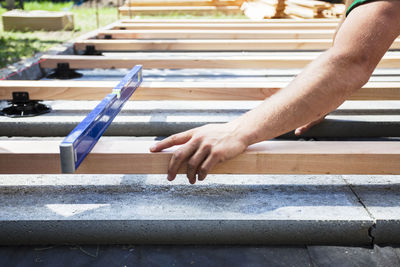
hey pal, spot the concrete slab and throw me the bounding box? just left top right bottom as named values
left=0, top=245, right=315, bottom=267
left=1, top=244, right=400, bottom=267
left=343, top=175, right=400, bottom=245
left=0, top=174, right=373, bottom=245
left=308, top=245, right=400, bottom=267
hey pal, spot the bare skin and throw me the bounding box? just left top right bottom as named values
left=151, top=1, right=400, bottom=184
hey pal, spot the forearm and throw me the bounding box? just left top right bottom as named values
left=231, top=1, right=400, bottom=146
left=232, top=48, right=370, bottom=145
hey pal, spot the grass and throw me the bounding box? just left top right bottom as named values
left=0, top=1, right=246, bottom=69
left=0, top=2, right=118, bottom=69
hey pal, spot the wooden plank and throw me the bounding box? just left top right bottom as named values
left=286, top=0, right=331, bottom=9
left=73, top=39, right=400, bottom=51
left=1, top=139, right=400, bottom=174
left=2, top=80, right=400, bottom=101
left=0, top=81, right=117, bottom=100
left=241, top=1, right=279, bottom=20
left=118, top=6, right=241, bottom=15
left=112, top=22, right=338, bottom=30
left=2, top=10, right=74, bottom=31
left=39, top=54, right=318, bottom=69
left=39, top=54, right=400, bottom=69
left=124, top=0, right=245, bottom=7
left=119, top=18, right=340, bottom=23
left=97, top=29, right=335, bottom=39
left=75, top=39, right=335, bottom=51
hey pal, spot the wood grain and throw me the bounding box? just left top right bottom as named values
left=39, top=54, right=400, bottom=69
left=75, top=39, right=335, bottom=51
left=1, top=139, right=400, bottom=174
left=124, top=0, right=245, bottom=7
left=118, top=6, right=241, bottom=15
left=2, top=80, right=400, bottom=100
left=74, top=39, right=400, bottom=52
left=97, top=29, right=335, bottom=39
left=111, top=22, right=338, bottom=30
left=119, top=18, right=340, bottom=23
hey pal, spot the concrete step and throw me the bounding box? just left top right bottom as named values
left=0, top=174, right=380, bottom=245
left=2, top=101, right=400, bottom=137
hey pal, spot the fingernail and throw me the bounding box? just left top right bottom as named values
left=167, top=174, right=173, bottom=181
left=150, top=145, right=156, bottom=151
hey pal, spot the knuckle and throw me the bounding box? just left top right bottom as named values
left=170, top=135, right=178, bottom=142
left=173, top=150, right=183, bottom=160
left=187, top=160, right=197, bottom=169
left=201, top=142, right=212, bottom=150
left=191, top=134, right=203, bottom=143
left=211, top=148, right=222, bottom=158
left=213, top=151, right=226, bottom=162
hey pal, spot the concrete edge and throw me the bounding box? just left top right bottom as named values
left=0, top=220, right=373, bottom=245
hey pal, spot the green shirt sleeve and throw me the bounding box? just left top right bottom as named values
left=346, top=0, right=378, bottom=16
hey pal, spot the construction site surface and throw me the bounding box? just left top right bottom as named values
left=1, top=0, right=400, bottom=264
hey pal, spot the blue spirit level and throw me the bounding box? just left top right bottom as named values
left=60, top=65, right=142, bottom=173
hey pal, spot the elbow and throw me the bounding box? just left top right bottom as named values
left=325, top=47, right=376, bottom=89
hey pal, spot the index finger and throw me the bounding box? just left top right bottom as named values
left=150, top=130, right=193, bottom=152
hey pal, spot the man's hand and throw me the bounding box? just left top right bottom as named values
left=150, top=122, right=249, bottom=184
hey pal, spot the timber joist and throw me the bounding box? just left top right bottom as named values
left=2, top=139, right=400, bottom=175
left=75, top=39, right=336, bottom=52
left=111, top=22, right=339, bottom=30
left=118, top=5, right=241, bottom=15
left=123, top=0, right=246, bottom=7
left=96, top=29, right=335, bottom=39
left=118, top=18, right=341, bottom=23
left=39, top=53, right=400, bottom=69
left=74, top=39, right=400, bottom=52
left=3, top=80, right=400, bottom=101
left=118, top=0, right=245, bottom=15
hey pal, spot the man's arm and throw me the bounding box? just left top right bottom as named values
left=151, top=1, right=400, bottom=184
left=294, top=0, right=358, bottom=134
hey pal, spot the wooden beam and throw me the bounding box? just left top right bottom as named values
left=118, top=6, right=241, bottom=15
left=39, top=54, right=400, bottom=69
left=124, top=0, right=245, bottom=7
left=75, top=39, right=335, bottom=51
left=0, top=81, right=117, bottom=100
left=1, top=139, right=400, bottom=174
left=74, top=39, right=400, bottom=52
left=38, top=54, right=318, bottom=69
left=111, top=22, right=338, bottom=30
left=2, top=80, right=400, bottom=101
left=97, top=29, right=335, bottom=39
left=119, top=18, right=340, bottom=23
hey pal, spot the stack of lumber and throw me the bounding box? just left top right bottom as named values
left=241, top=0, right=287, bottom=19
left=286, top=0, right=332, bottom=19
left=2, top=10, right=74, bottom=31
left=242, top=0, right=345, bottom=19
left=118, top=0, right=245, bottom=16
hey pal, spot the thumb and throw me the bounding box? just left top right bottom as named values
left=295, top=116, right=325, bottom=136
